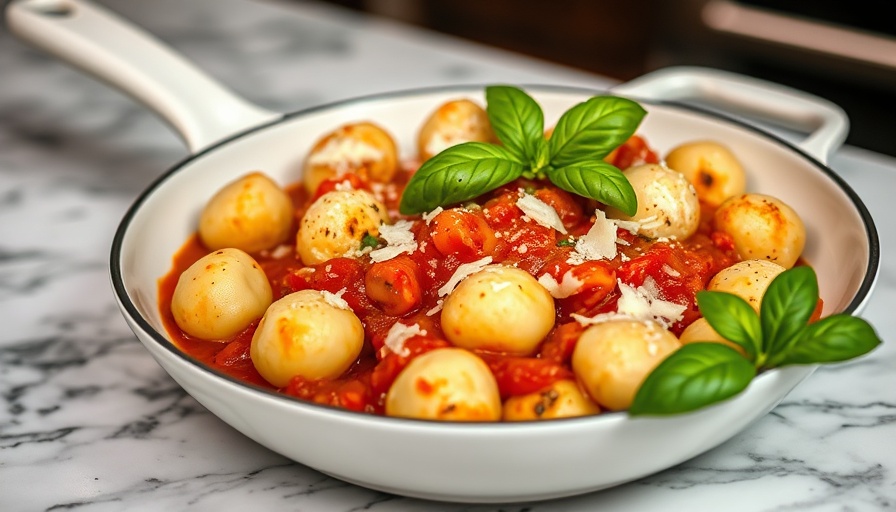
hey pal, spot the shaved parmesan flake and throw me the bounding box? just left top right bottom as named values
left=369, top=220, right=418, bottom=263
left=568, top=210, right=617, bottom=265
left=422, top=206, right=443, bottom=224
left=516, top=194, right=567, bottom=234
left=616, top=277, right=686, bottom=328
left=613, top=219, right=641, bottom=235
left=263, top=244, right=292, bottom=259
left=383, top=322, right=426, bottom=357
left=571, top=277, right=686, bottom=328
left=426, top=299, right=444, bottom=316
left=320, top=289, right=350, bottom=310
left=662, top=264, right=681, bottom=277
left=537, top=271, right=585, bottom=299
left=437, top=256, right=493, bottom=297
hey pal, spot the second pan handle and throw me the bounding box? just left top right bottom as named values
left=611, top=66, right=849, bottom=164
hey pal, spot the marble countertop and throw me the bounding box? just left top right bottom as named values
left=2, top=0, right=895, bottom=510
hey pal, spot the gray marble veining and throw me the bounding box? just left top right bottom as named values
left=2, top=0, right=895, bottom=510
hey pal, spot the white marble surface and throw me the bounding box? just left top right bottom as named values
left=2, top=0, right=895, bottom=510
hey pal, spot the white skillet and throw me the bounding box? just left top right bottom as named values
left=7, top=0, right=879, bottom=503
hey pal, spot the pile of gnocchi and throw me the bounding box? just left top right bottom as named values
left=161, top=95, right=808, bottom=421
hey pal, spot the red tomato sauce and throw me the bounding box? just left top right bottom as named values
left=158, top=136, right=741, bottom=415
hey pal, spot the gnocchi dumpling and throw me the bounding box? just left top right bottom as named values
left=572, top=319, right=680, bottom=411
left=665, top=141, right=746, bottom=207
left=679, top=317, right=745, bottom=355
left=303, top=121, right=398, bottom=194
left=417, top=99, right=495, bottom=161
left=198, top=172, right=294, bottom=253
left=170, top=248, right=272, bottom=340
left=296, top=189, right=388, bottom=265
left=707, top=259, right=786, bottom=312
left=502, top=379, right=600, bottom=421
left=441, top=265, right=555, bottom=356
left=385, top=347, right=501, bottom=421
left=250, top=289, right=364, bottom=387
left=714, top=193, right=806, bottom=268
left=605, top=163, right=700, bottom=240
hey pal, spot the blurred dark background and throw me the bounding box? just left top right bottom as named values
left=318, top=0, right=896, bottom=157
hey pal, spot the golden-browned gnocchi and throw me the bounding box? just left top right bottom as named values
left=665, top=140, right=746, bottom=207
left=707, top=259, right=786, bottom=312
left=572, top=320, right=680, bottom=410
left=198, top=172, right=294, bottom=253
left=250, top=289, right=364, bottom=387
left=502, top=379, right=600, bottom=421
left=605, top=163, right=700, bottom=240
left=303, top=121, right=398, bottom=194
left=385, top=348, right=502, bottom=421
left=714, top=193, right=806, bottom=268
left=678, top=317, right=745, bottom=355
left=441, top=265, right=555, bottom=356
left=417, top=99, right=495, bottom=161
left=170, top=248, right=272, bottom=340
left=296, top=189, right=388, bottom=265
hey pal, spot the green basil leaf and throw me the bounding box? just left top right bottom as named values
left=696, top=290, right=761, bottom=361
left=545, top=161, right=637, bottom=215
left=630, top=343, right=757, bottom=416
left=486, top=85, right=544, bottom=163
left=760, top=266, right=819, bottom=356
left=771, top=314, right=882, bottom=366
left=399, top=142, right=523, bottom=214
left=548, top=96, right=646, bottom=168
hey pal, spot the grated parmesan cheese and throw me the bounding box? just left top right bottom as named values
left=369, top=220, right=418, bottom=263
left=320, top=289, right=350, bottom=310
left=383, top=322, right=426, bottom=357
left=515, top=194, right=567, bottom=234
left=308, top=137, right=384, bottom=171
left=437, top=256, right=493, bottom=297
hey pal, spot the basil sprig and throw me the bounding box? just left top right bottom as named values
left=630, top=266, right=881, bottom=416
left=399, top=86, right=646, bottom=215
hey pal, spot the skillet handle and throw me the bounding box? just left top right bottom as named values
left=5, top=0, right=280, bottom=153
left=610, top=66, right=848, bottom=164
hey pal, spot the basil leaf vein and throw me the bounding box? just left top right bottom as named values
left=771, top=315, right=882, bottom=366
left=486, top=85, right=544, bottom=164
left=545, top=161, right=637, bottom=216
left=398, top=142, right=523, bottom=214
left=548, top=96, right=646, bottom=168
left=697, top=290, right=761, bottom=361
left=630, top=343, right=757, bottom=415
left=761, top=265, right=819, bottom=356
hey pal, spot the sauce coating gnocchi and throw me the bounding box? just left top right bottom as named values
left=251, top=290, right=364, bottom=387
left=385, top=347, right=502, bottom=421
left=159, top=94, right=812, bottom=422
left=170, top=248, right=272, bottom=340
